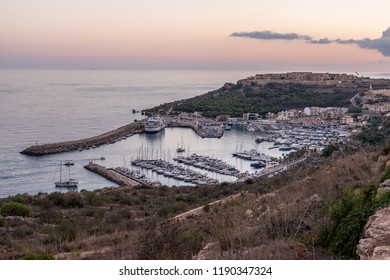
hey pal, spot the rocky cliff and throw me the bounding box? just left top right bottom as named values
left=357, top=206, right=390, bottom=260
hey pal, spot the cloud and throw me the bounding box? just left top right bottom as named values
left=308, top=38, right=332, bottom=44
left=231, top=31, right=312, bottom=41
left=230, top=27, right=390, bottom=56
left=335, top=28, right=390, bottom=56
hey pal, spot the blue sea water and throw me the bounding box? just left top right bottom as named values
left=0, top=70, right=388, bottom=198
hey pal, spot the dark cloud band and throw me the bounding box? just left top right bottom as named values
left=230, top=27, right=390, bottom=56
left=231, top=31, right=312, bottom=41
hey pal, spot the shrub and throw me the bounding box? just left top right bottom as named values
left=48, top=192, right=65, bottom=207
left=23, top=253, right=55, bottom=260
left=321, top=144, right=339, bottom=157
left=317, top=182, right=390, bottom=259
left=84, top=191, right=107, bottom=206
left=222, top=198, right=240, bottom=208
left=245, top=178, right=254, bottom=185
left=158, top=202, right=187, bottom=217
left=378, top=168, right=390, bottom=184
left=11, top=194, right=32, bottom=205
left=13, top=224, right=34, bottom=239
left=39, top=210, right=63, bottom=224
left=64, top=193, right=84, bottom=208
left=0, top=217, right=4, bottom=227
left=0, top=202, right=31, bottom=217
left=178, top=226, right=204, bottom=256
left=58, top=219, right=78, bottom=242
left=382, top=145, right=390, bottom=156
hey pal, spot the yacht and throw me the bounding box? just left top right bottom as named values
left=54, top=162, right=78, bottom=188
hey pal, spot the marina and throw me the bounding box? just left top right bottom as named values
left=173, top=153, right=240, bottom=176
left=0, top=69, right=361, bottom=198
left=16, top=117, right=351, bottom=195
left=131, top=159, right=219, bottom=185
left=16, top=122, right=348, bottom=195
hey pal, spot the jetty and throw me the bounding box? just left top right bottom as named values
left=168, top=121, right=224, bottom=138
left=20, top=120, right=145, bottom=156
left=84, top=163, right=140, bottom=186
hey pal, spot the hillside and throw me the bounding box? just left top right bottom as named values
left=146, top=72, right=390, bottom=117
left=1, top=142, right=390, bottom=260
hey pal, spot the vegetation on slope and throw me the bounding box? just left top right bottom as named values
left=159, top=82, right=357, bottom=117
left=1, top=143, right=389, bottom=259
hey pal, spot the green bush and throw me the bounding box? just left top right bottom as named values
left=0, top=217, right=4, bottom=227
left=317, top=181, right=390, bottom=259
left=23, top=253, right=55, bottom=260
left=11, top=194, right=32, bottom=205
left=64, top=193, right=84, bottom=208
left=321, top=144, right=339, bottom=157
left=0, top=202, right=31, bottom=217
left=378, top=168, right=390, bottom=184
left=245, top=178, right=254, bottom=185
left=48, top=192, right=65, bottom=207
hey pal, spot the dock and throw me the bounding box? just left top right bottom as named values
left=168, top=121, right=224, bottom=138
left=84, top=163, right=140, bottom=187
left=20, top=120, right=145, bottom=156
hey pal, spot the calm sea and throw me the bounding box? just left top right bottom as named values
left=0, top=70, right=388, bottom=197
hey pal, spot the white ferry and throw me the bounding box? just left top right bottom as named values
left=144, top=115, right=165, bottom=133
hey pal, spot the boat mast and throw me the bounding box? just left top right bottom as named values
left=59, top=161, right=62, bottom=182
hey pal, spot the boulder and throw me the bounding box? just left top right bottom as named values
left=377, top=179, right=390, bottom=196
left=356, top=207, right=390, bottom=259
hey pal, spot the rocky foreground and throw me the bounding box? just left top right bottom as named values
left=357, top=180, right=390, bottom=259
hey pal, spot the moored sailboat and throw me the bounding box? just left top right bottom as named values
left=54, top=161, right=78, bottom=188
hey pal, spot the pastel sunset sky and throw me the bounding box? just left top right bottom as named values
left=1, top=0, right=390, bottom=71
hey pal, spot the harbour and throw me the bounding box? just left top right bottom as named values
left=14, top=115, right=351, bottom=196
left=0, top=69, right=374, bottom=198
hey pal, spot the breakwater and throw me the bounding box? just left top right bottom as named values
left=168, top=121, right=224, bottom=138
left=20, top=120, right=145, bottom=156
left=84, top=163, right=140, bottom=186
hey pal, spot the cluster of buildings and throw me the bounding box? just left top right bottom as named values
left=252, top=72, right=357, bottom=82
left=172, top=85, right=390, bottom=133
left=362, top=87, right=390, bottom=113
left=243, top=107, right=350, bottom=125
left=238, top=72, right=359, bottom=86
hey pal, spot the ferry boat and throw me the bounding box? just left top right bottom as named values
left=144, top=115, right=165, bottom=133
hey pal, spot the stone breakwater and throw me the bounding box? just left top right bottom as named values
left=20, top=120, right=145, bottom=156
left=84, top=163, right=140, bottom=187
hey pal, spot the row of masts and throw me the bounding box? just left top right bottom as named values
left=133, top=143, right=191, bottom=162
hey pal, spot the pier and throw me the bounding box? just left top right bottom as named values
left=168, top=121, right=224, bottom=138
left=21, top=116, right=225, bottom=156
left=84, top=163, right=140, bottom=186
left=20, top=120, right=145, bottom=156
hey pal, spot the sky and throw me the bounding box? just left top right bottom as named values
left=1, top=0, right=390, bottom=71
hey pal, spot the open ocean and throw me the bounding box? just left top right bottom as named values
left=1, top=70, right=389, bottom=198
